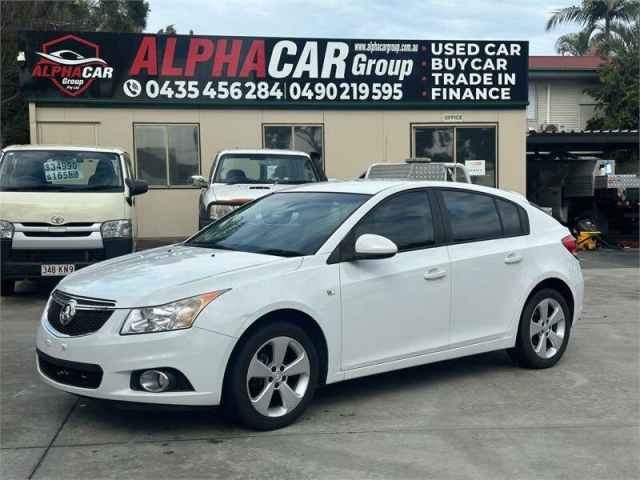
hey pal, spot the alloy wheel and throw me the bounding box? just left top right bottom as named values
left=246, top=336, right=311, bottom=418
left=529, top=298, right=566, bottom=359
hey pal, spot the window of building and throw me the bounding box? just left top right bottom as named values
left=528, top=83, right=537, bottom=120
left=441, top=190, right=502, bottom=242
left=354, top=190, right=435, bottom=251
left=134, top=124, right=200, bottom=187
left=413, top=125, right=497, bottom=187
left=263, top=125, right=324, bottom=172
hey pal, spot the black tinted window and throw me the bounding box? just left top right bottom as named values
left=354, top=190, right=434, bottom=251
left=496, top=199, right=523, bottom=236
left=441, top=190, right=501, bottom=242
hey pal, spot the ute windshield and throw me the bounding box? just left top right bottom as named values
left=213, top=153, right=321, bottom=184
left=186, top=192, right=369, bottom=257
left=0, top=150, right=123, bottom=192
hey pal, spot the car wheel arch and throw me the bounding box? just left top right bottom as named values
left=222, top=308, right=329, bottom=400
left=524, top=277, right=575, bottom=324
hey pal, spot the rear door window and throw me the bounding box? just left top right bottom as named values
left=496, top=198, right=523, bottom=236
left=441, top=190, right=502, bottom=242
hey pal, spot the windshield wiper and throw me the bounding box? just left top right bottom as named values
left=0, top=185, right=67, bottom=191
left=187, top=242, right=237, bottom=251
left=254, top=248, right=303, bottom=257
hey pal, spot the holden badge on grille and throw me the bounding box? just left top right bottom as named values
left=59, top=299, right=78, bottom=326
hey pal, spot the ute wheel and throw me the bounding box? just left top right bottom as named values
left=508, top=288, right=572, bottom=369
left=1, top=279, right=15, bottom=297
left=224, top=321, right=319, bottom=430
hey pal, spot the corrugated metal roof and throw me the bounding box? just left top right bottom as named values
left=529, top=56, right=605, bottom=70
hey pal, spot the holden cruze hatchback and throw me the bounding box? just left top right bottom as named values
left=36, top=181, right=583, bottom=430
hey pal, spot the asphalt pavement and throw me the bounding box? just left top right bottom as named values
left=1, top=250, right=638, bottom=479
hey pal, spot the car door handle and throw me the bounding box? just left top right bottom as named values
left=504, top=252, right=523, bottom=265
left=424, top=268, right=447, bottom=280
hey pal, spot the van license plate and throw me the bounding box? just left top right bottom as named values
left=41, top=264, right=75, bottom=276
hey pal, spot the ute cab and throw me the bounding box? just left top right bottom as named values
left=192, top=149, right=326, bottom=229
left=0, top=145, right=148, bottom=295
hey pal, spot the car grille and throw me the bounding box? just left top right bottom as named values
left=37, top=349, right=103, bottom=389
left=8, top=249, right=105, bottom=263
left=46, top=290, right=116, bottom=336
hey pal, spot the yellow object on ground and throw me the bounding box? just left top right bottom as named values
left=577, top=231, right=600, bottom=251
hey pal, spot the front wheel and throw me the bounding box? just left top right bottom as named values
left=224, top=322, right=319, bottom=430
left=508, top=288, right=572, bottom=369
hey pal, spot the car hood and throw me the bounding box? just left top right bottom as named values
left=210, top=183, right=297, bottom=203
left=0, top=192, right=126, bottom=223
left=57, top=245, right=300, bottom=307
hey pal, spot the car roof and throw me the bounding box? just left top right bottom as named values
left=1, top=144, right=125, bottom=154
left=217, top=149, right=311, bottom=157
left=291, top=180, right=528, bottom=202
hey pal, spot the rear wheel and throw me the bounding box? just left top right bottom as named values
left=508, top=288, right=571, bottom=369
left=1, top=278, right=15, bottom=296
left=224, top=322, right=319, bottom=430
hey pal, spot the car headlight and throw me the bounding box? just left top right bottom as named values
left=101, top=219, right=131, bottom=238
left=0, top=220, right=14, bottom=239
left=120, top=290, right=228, bottom=335
left=209, top=203, right=239, bottom=220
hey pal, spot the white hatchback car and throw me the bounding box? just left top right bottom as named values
left=36, top=181, right=583, bottom=430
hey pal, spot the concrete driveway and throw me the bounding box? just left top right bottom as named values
left=1, top=251, right=638, bottom=479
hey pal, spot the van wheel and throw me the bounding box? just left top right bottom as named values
left=1, top=279, right=15, bottom=296
left=508, top=288, right=571, bottom=369
left=224, top=322, right=319, bottom=430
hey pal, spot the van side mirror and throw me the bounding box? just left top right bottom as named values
left=126, top=178, right=148, bottom=196
left=190, top=175, right=208, bottom=188
left=354, top=234, right=398, bottom=260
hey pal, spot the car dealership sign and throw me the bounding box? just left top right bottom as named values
left=20, top=31, right=528, bottom=109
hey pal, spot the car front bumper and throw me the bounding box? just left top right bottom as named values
left=35, top=309, right=235, bottom=406
left=1, top=238, right=133, bottom=280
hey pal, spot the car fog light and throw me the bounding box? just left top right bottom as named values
left=139, top=369, right=173, bottom=393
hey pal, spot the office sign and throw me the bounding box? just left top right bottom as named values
left=19, top=31, right=528, bottom=109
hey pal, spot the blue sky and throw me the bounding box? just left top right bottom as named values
left=146, top=0, right=579, bottom=55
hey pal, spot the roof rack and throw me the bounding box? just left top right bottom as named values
left=364, top=159, right=471, bottom=183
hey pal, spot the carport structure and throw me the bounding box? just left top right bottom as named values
left=526, top=129, right=639, bottom=241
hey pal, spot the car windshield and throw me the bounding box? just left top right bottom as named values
left=187, top=192, right=369, bottom=257
left=213, top=153, right=319, bottom=184
left=0, top=150, right=123, bottom=192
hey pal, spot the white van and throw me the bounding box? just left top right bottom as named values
left=0, top=145, right=148, bottom=295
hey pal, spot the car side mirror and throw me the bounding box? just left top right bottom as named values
left=190, top=175, right=208, bottom=189
left=354, top=234, right=398, bottom=260
left=126, top=178, right=148, bottom=196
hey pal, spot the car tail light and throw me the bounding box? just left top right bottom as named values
left=562, top=235, right=577, bottom=256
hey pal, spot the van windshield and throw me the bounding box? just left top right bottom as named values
left=0, top=150, right=123, bottom=192
left=213, top=153, right=320, bottom=184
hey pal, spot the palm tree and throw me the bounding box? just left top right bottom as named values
left=555, top=26, right=596, bottom=54
left=546, top=0, right=640, bottom=51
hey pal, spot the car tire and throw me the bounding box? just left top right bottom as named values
left=224, top=321, right=319, bottom=430
left=508, top=288, right=572, bottom=369
left=1, top=278, right=15, bottom=296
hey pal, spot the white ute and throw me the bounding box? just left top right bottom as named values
left=36, top=180, right=583, bottom=430
left=191, top=149, right=326, bottom=229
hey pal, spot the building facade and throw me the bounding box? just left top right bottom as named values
left=19, top=32, right=530, bottom=239
left=527, top=56, right=602, bottom=132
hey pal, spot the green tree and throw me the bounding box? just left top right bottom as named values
left=585, top=21, right=640, bottom=129
left=1, top=0, right=149, bottom=147
left=546, top=0, right=639, bottom=51
left=157, top=24, right=177, bottom=35
left=555, top=26, right=596, bottom=54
